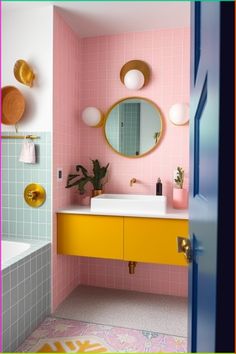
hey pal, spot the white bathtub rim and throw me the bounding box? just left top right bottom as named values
left=1, top=238, right=51, bottom=271
left=2, top=240, right=31, bottom=263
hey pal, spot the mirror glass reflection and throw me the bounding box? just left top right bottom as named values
left=104, top=97, right=162, bottom=157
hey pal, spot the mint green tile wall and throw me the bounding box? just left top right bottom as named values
left=120, top=103, right=140, bottom=156
left=2, top=132, right=51, bottom=240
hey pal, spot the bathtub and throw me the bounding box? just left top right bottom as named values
left=1, top=240, right=30, bottom=265
left=1, top=238, right=51, bottom=352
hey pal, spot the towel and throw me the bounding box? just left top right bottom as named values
left=19, top=140, right=36, bottom=163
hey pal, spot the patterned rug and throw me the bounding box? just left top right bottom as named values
left=17, top=317, right=187, bottom=353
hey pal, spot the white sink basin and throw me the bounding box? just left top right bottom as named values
left=90, top=194, right=167, bottom=215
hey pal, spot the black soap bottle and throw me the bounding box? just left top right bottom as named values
left=156, top=178, right=162, bottom=195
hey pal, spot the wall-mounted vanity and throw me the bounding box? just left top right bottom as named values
left=57, top=207, right=188, bottom=267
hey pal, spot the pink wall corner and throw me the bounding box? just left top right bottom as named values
left=52, top=9, right=82, bottom=312
left=52, top=25, right=190, bottom=307
left=79, top=28, right=190, bottom=297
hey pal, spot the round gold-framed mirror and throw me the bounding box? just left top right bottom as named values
left=104, top=97, right=163, bottom=158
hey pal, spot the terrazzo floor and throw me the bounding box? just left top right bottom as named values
left=55, top=285, right=188, bottom=337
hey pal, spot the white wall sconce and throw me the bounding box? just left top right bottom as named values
left=168, top=103, right=189, bottom=125
left=82, top=107, right=103, bottom=127
left=120, top=60, right=150, bottom=90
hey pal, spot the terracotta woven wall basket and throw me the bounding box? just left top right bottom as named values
left=1, top=86, right=26, bottom=125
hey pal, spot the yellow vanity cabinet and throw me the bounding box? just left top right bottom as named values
left=57, top=214, right=123, bottom=260
left=123, top=217, right=188, bottom=266
left=57, top=212, right=188, bottom=266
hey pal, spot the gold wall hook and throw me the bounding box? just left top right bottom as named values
left=24, top=183, right=46, bottom=208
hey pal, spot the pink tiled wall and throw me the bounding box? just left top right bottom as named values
left=52, top=10, right=81, bottom=311
left=79, top=29, right=190, bottom=201
left=52, top=23, right=190, bottom=310
left=78, top=28, right=190, bottom=297
left=80, top=258, right=188, bottom=297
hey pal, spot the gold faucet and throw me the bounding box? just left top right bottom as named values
left=130, top=178, right=137, bottom=187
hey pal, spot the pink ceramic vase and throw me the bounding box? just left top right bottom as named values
left=173, top=188, right=188, bottom=209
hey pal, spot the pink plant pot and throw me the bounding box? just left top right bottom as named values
left=173, top=188, right=188, bottom=209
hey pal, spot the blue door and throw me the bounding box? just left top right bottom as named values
left=188, top=2, right=234, bottom=352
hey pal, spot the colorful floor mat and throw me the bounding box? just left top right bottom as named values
left=17, top=317, right=187, bottom=353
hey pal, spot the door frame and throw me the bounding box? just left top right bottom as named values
left=188, top=2, right=235, bottom=352
left=214, top=3, right=235, bottom=351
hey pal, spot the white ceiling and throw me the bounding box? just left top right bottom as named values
left=3, top=1, right=190, bottom=38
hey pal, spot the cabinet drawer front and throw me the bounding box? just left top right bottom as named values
left=57, top=214, right=123, bottom=260
left=124, top=217, right=188, bottom=266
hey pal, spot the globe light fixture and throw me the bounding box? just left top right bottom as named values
left=124, top=69, right=145, bottom=90
left=169, top=103, right=189, bottom=125
left=82, top=107, right=103, bottom=127
left=120, top=60, right=150, bottom=90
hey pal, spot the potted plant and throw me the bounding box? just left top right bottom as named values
left=173, top=166, right=188, bottom=209
left=66, top=159, right=109, bottom=197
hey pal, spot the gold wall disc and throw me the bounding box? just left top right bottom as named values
left=24, top=183, right=46, bottom=208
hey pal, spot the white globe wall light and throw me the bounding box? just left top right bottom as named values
left=124, top=69, right=145, bottom=90
left=169, top=103, right=189, bottom=125
left=82, top=107, right=103, bottom=127
left=120, top=60, right=150, bottom=90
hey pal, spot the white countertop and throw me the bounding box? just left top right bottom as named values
left=57, top=205, right=189, bottom=220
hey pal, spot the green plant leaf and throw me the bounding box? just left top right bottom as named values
left=76, top=165, right=88, bottom=177
left=67, top=174, right=80, bottom=183
left=66, top=160, right=109, bottom=193
left=92, top=159, right=100, bottom=174
left=91, top=160, right=109, bottom=189
left=174, top=166, right=184, bottom=189
left=66, top=178, right=82, bottom=189
left=76, top=176, right=92, bottom=194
